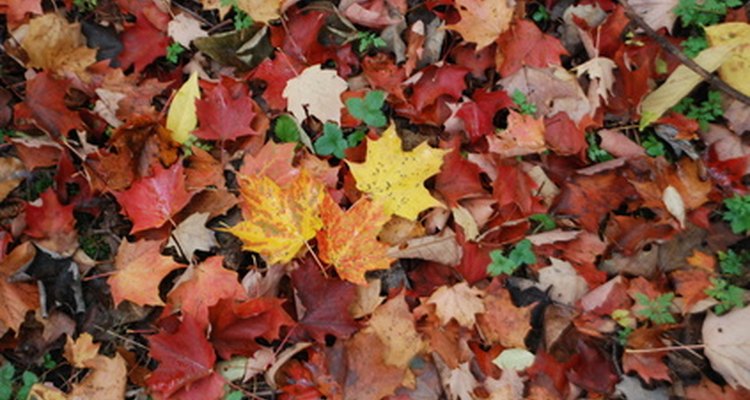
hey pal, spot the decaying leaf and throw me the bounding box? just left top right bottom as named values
left=445, top=0, right=514, bottom=50
left=283, top=64, right=348, bottom=124
left=703, top=307, right=750, bottom=389
left=426, top=282, right=485, bottom=328
left=387, top=228, right=462, bottom=266
left=20, top=13, right=97, bottom=76
left=167, top=212, right=218, bottom=260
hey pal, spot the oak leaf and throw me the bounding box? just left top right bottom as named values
left=108, top=239, right=184, bottom=307
left=225, top=170, right=324, bottom=264
left=347, top=124, right=447, bottom=220
left=167, top=256, right=245, bottom=327
left=445, top=0, right=514, bottom=50
left=317, top=196, right=393, bottom=285
left=113, top=162, right=193, bottom=234
left=426, top=282, right=485, bottom=328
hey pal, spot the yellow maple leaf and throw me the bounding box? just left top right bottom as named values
left=225, top=170, right=324, bottom=264
left=167, top=71, right=200, bottom=144
left=317, top=195, right=393, bottom=285
left=347, top=125, right=447, bottom=220
left=706, top=22, right=750, bottom=97
left=445, top=0, right=514, bottom=50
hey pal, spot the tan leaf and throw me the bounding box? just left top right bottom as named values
left=477, top=287, right=533, bottom=348
left=20, top=13, right=96, bottom=76
left=703, top=307, right=750, bottom=389
left=64, top=333, right=100, bottom=368
left=445, top=0, right=515, bottom=49
left=236, top=0, right=281, bottom=23
left=0, top=242, right=38, bottom=335
left=167, top=212, right=218, bottom=260
left=167, top=13, right=208, bottom=48
left=108, top=239, right=184, bottom=307
left=628, top=0, right=679, bottom=32
left=349, top=279, right=385, bottom=318
left=364, top=293, right=423, bottom=368
left=387, top=228, right=462, bottom=266
left=69, top=353, right=128, bottom=400
left=537, top=258, right=589, bottom=306
left=426, top=282, right=485, bottom=328
left=574, top=56, right=617, bottom=104
left=283, top=65, right=347, bottom=124
left=487, top=110, right=546, bottom=157
left=0, top=157, right=26, bottom=202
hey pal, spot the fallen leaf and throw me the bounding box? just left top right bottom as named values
left=283, top=64, right=348, bottom=124
left=113, top=162, right=193, bottom=233
left=194, top=77, right=264, bottom=141
left=167, top=72, right=201, bottom=144
left=640, top=44, right=735, bottom=128
left=236, top=0, right=281, bottom=23
left=488, top=110, right=547, bottom=157
left=343, top=331, right=404, bottom=399
left=364, top=293, right=423, bottom=368
left=436, top=359, right=478, bottom=400
left=20, top=13, right=97, bottom=76
left=239, top=141, right=299, bottom=186
left=537, top=258, right=589, bottom=306
left=167, top=212, right=218, bottom=261
left=69, top=353, right=128, bottom=400
left=703, top=307, right=750, bottom=389
left=291, top=259, right=358, bottom=342
left=387, top=228, right=462, bottom=266
left=628, top=0, right=678, bottom=32
left=347, top=124, right=448, bottom=220
left=349, top=278, right=385, bottom=318
left=17, top=72, right=82, bottom=135
left=146, top=315, right=225, bottom=399
left=575, top=57, right=617, bottom=104
left=445, top=0, right=514, bottom=50
left=317, top=196, right=393, bottom=285
left=497, top=20, right=568, bottom=77
left=706, top=22, right=750, bottom=97
left=64, top=333, right=100, bottom=368
left=426, top=282, right=485, bottom=328
left=25, top=188, right=77, bottom=255
left=167, top=13, right=208, bottom=47
left=477, top=286, right=533, bottom=348
left=108, top=239, right=184, bottom=307
left=225, top=170, right=324, bottom=264
left=117, top=10, right=170, bottom=73
left=0, top=242, right=37, bottom=335
left=167, top=256, right=246, bottom=327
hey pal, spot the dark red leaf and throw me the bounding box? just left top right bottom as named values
left=194, top=77, right=262, bottom=141
left=497, top=20, right=568, bottom=77
left=117, top=11, right=170, bottom=72
left=14, top=72, right=82, bottom=136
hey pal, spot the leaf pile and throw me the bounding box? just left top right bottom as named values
left=1, top=0, right=750, bottom=399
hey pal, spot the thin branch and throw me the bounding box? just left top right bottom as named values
left=621, top=0, right=750, bottom=106
left=624, top=343, right=706, bottom=354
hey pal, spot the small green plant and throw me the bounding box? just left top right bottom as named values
left=73, top=0, right=97, bottom=11
left=511, top=90, right=537, bottom=115
left=672, top=91, right=724, bottom=130
left=529, top=213, right=556, bottom=232
left=182, top=135, right=213, bottom=156
left=722, top=194, right=750, bottom=234
left=166, top=43, right=186, bottom=64
left=705, top=277, right=744, bottom=315
left=346, top=91, right=387, bottom=127
left=0, top=363, right=39, bottom=400
left=356, top=31, right=386, bottom=53
left=233, top=6, right=253, bottom=30
left=586, top=133, right=614, bottom=163
left=635, top=292, right=676, bottom=324
left=674, top=0, right=741, bottom=27
left=487, top=239, right=536, bottom=277
left=532, top=6, right=550, bottom=22
left=224, top=390, right=244, bottom=400
left=611, top=309, right=636, bottom=345
left=642, top=134, right=666, bottom=157
left=80, top=233, right=111, bottom=261
left=718, top=249, right=749, bottom=276
left=274, top=115, right=300, bottom=143
left=682, top=35, right=708, bottom=58
left=314, top=123, right=363, bottom=159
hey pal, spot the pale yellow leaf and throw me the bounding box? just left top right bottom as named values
left=445, top=0, right=515, bottom=50
left=639, top=44, right=735, bottom=129
left=426, top=282, right=485, bottom=328
left=167, top=71, right=201, bottom=144
left=706, top=22, right=750, bottom=97
left=236, top=0, right=281, bottom=23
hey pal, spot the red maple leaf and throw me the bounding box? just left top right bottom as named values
left=290, top=259, right=358, bottom=342
left=14, top=72, right=82, bottom=136
left=114, top=162, right=193, bottom=233
left=455, top=89, right=513, bottom=142
left=209, top=297, right=295, bottom=360
left=194, top=77, right=263, bottom=141
left=25, top=189, right=77, bottom=254
left=251, top=51, right=303, bottom=111
left=146, top=314, right=225, bottom=400
left=117, top=10, right=170, bottom=72
left=497, top=20, right=568, bottom=77
left=409, top=64, right=469, bottom=111
left=435, top=140, right=486, bottom=207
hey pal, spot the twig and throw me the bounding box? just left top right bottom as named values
left=624, top=343, right=706, bottom=354
left=621, top=0, right=750, bottom=106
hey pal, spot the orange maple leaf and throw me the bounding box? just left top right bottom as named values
left=108, top=239, right=184, bottom=307
left=167, top=256, right=245, bottom=326
left=317, top=196, right=393, bottom=285
left=0, top=242, right=39, bottom=334
left=225, top=169, right=324, bottom=264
